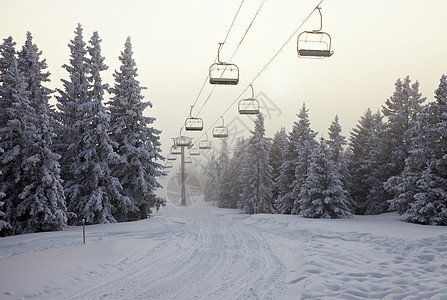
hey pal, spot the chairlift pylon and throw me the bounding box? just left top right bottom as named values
left=209, top=43, right=239, bottom=85
left=213, top=116, right=229, bottom=138
left=185, top=106, right=203, bottom=131
left=238, top=84, right=260, bottom=115
left=297, top=7, right=334, bottom=58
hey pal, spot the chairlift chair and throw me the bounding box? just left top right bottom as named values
left=238, top=84, right=260, bottom=115
left=297, top=7, right=334, bottom=58
left=185, top=106, right=204, bottom=131
left=213, top=116, right=229, bottom=138
left=199, top=133, right=212, bottom=149
left=184, top=156, right=193, bottom=164
left=190, top=144, right=200, bottom=156
left=209, top=43, right=239, bottom=85
left=165, top=161, right=173, bottom=168
left=167, top=154, right=177, bottom=161
left=170, top=145, right=181, bottom=155
left=175, top=128, right=192, bottom=147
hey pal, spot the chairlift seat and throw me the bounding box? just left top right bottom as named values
left=176, top=136, right=192, bottom=147
left=190, top=148, right=200, bottom=156
left=209, top=62, right=239, bottom=85
left=238, top=98, right=260, bottom=115
left=167, top=154, right=177, bottom=161
left=170, top=146, right=181, bottom=155
left=213, top=126, right=228, bottom=138
left=184, top=157, right=192, bottom=164
left=298, top=49, right=333, bottom=57
left=199, top=140, right=211, bottom=149
left=185, top=117, right=203, bottom=131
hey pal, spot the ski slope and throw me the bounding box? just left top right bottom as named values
left=1, top=200, right=447, bottom=299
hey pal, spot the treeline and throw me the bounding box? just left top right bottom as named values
left=205, top=75, right=447, bottom=226
left=0, top=24, right=165, bottom=237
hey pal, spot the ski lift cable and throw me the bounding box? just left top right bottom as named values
left=193, top=0, right=324, bottom=143
left=195, top=0, right=267, bottom=117
left=189, top=0, right=245, bottom=112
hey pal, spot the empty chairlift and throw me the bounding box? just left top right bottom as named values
left=165, top=161, right=173, bottom=168
left=213, top=116, right=229, bottom=138
left=167, top=154, right=177, bottom=161
left=185, top=106, right=203, bottom=131
left=170, top=144, right=182, bottom=155
left=190, top=144, right=200, bottom=156
left=297, top=7, right=334, bottom=58
left=199, top=133, right=212, bottom=150
left=238, top=84, right=259, bottom=115
left=184, top=156, right=193, bottom=164
left=209, top=43, right=239, bottom=85
left=175, top=129, right=192, bottom=147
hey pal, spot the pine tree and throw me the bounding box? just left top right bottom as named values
left=299, top=137, right=353, bottom=218
left=108, top=37, right=165, bottom=220
left=54, top=24, right=90, bottom=209
left=240, top=114, right=274, bottom=214
left=377, top=76, right=425, bottom=212
left=0, top=147, right=11, bottom=234
left=348, top=109, right=384, bottom=214
left=204, top=153, right=220, bottom=204
left=276, top=103, right=317, bottom=214
left=216, top=138, right=231, bottom=208
left=64, top=32, right=132, bottom=224
left=386, top=75, right=447, bottom=224
left=269, top=127, right=288, bottom=204
left=226, top=137, right=247, bottom=208
left=15, top=32, right=67, bottom=232
left=290, top=104, right=318, bottom=214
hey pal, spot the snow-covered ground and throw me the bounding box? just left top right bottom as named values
left=1, top=200, right=447, bottom=300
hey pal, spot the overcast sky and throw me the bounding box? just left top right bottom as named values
left=2, top=0, right=447, bottom=160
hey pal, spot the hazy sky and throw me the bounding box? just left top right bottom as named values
left=2, top=0, right=447, bottom=161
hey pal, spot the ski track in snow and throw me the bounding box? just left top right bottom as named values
left=1, top=201, right=447, bottom=299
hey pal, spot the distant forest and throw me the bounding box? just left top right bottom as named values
left=205, top=74, right=447, bottom=226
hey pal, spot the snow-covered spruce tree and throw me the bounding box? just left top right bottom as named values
left=276, top=104, right=317, bottom=214
left=269, top=127, right=288, bottom=205
left=203, top=153, right=220, bottom=204
left=327, top=115, right=353, bottom=207
left=226, top=137, right=247, bottom=208
left=240, top=113, right=274, bottom=214
left=347, top=109, right=384, bottom=214
left=0, top=37, right=18, bottom=235
left=54, top=24, right=89, bottom=204
left=14, top=32, right=67, bottom=232
left=216, top=138, right=231, bottom=208
left=290, top=103, right=318, bottom=214
left=299, top=137, right=353, bottom=218
left=379, top=76, right=425, bottom=208
left=64, top=31, right=133, bottom=225
left=386, top=75, right=447, bottom=224
left=108, top=37, right=165, bottom=220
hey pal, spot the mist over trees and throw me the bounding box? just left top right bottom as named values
left=204, top=75, right=447, bottom=225
left=0, top=25, right=165, bottom=236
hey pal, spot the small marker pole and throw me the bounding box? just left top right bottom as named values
left=82, top=219, right=85, bottom=244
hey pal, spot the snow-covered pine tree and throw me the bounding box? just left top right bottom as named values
left=377, top=76, right=425, bottom=210
left=240, top=113, right=274, bottom=214
left=216, top=138, right=231, bottom=208
left=204, top=153, right=220, bottom=204
left=64, top=31, right=133, bottom=225
left=290, top=103, right=318, bottom=214
left=347, top=109, right=384, bottom=214
left=0, top=37, right=18, bottom=235
left=386, top=75, right=447, bottom=224
left=276, top=104, right=317, bottom=214
left=54, top=24, right=89, bottom=205
left=108, top=37, right=165, bottom=220
left=226, top=137, right=247, bottom=208
left=269, top=127, right=288, bottom=205
left=327, top=115, right=353, bottom=207
left=15, top=32, right=67, bottom=232
left=299, top=137, right=353, bottom=218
